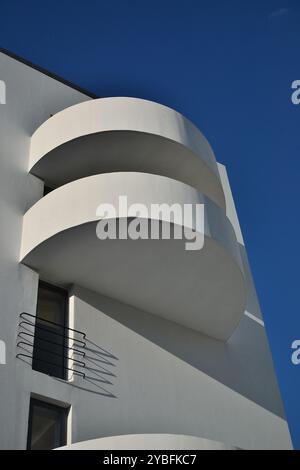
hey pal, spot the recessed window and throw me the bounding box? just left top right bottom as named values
left=43, top=185, right=53, bottom=196
left=27, top=398, right=68, bottom=450
left=32, top=281, right=68, bottom=379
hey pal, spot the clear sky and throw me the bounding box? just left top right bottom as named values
left=1, top=0, right=300, bottom=448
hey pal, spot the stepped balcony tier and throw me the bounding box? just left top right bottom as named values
left=29, top=97, right=226, bottom=209
left=21, top=172, right=245, bottom=341
left=20, top=98, right=246, bottom=341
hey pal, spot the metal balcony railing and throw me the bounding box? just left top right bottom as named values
left=16, top=312, right=86, bottom=379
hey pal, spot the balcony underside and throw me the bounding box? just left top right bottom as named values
left=20, top=173, right=245, bottom=341
left=29, top=97, right=225, bottom=209
left=30, top=130, right=225, bottom=209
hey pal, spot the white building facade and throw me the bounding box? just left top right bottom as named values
left=0, top=50, right=292, bottom=450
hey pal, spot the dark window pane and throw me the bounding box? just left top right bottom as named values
left=43, top=186, right=53, bottom=196
left=32, top=282, right=68, bottom=379
left=27, top=399, right=67, bottom=450
left=36, top=283, right=66, bottom=324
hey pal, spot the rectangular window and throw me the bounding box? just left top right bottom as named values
left=32, top=281, right=68, bottom=379
left=27, top=398, right=68, bottom=450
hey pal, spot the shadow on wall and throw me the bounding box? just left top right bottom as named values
left=82, top=338, right=118, bottom=397
left=73, top=284, right=285, bottom=418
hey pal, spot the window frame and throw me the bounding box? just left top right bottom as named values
left=32, top=280, right=69, bottom=380
left=26, top=398, right=68, bottom=450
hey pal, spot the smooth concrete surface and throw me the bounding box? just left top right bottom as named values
left=0, top=51, right=91, bottom=449
left=217, top=163, right=263, bottom=322
left=57, top=434, right=235, bottom=450
left=0, top=51, right=292, bottom=450
left=29, top=97, right=226, bottom=209
left=14, top=286, right=292, bottom=450
left=54, top=286, right=291, bottom=450
left=20, top=172, right=246, bottom=340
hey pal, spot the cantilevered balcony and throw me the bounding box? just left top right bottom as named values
left=29, top=97, right=225, bottom=209
left=20, top=172, right=245, bottom=341
left=57, top=434, right=236, bottom=450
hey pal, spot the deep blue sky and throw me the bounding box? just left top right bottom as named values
left=1, top=0, right=300, bottom=448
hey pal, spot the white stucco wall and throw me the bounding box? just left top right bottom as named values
left=57, top=434, right=236, bottom=450
left=0, top=51, right=292, bottom=450
left=0, top=51, right=91, bottom=449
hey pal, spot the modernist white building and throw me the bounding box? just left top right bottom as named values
left=0, top=49, right=292, bottom=450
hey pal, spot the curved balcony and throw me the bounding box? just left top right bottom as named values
left=29, top=97, right=226, bottom=209
left=20, top=172, right=245, bottom=341
left=57, top=434, right=235, bottom=450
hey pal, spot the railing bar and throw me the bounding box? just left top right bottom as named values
left=20, top=312, right=86, bottom=338
left=17, top=331, right=85, bottom=356
left=16, top=353, right=85, bottom=379
left=17, top=341, right=86, bottom=367
left=19, top=320, right=86, bottom=347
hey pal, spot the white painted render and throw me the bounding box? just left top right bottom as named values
left=0, top=51, right=292, bottom=450
left=20, top=172, right=245, bottom=340
left=0, top=51, right=91, bottom=449
left=58, top=434, right=236, bottom=450
left=29, top=97, right=225, bottom=208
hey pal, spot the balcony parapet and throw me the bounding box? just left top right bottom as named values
left=20, top=172, right=245, bottom=341
left=29, top=97, right=225, bottom=209
left=56, top=433, right=236, bottom=450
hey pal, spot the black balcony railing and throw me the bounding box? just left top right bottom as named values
left=16, top=312, right=86, bottom=379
